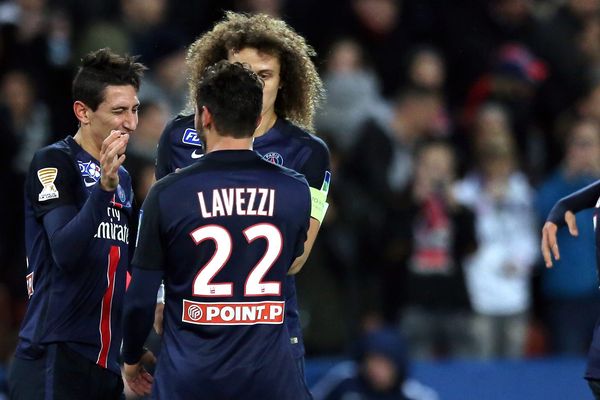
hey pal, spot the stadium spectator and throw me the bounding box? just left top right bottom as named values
left=383, top=140, right=477, bottom=359
left=315, top=38, right=391, bottom=152
left=454, top=120, right=538, bottom=359
left=312, top=327, right=438, bottom=400
left=344, top=87, right=444, bottom=319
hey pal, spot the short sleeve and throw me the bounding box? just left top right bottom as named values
left=132, top=186, right=165, bottom=271
left=298, top=138, right=331, bottom=191
left=26, top=147, right=78, bottom=219
left=298, top=138, right=331, bottom=223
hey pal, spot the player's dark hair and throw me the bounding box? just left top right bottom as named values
left=72, top=48, right=147, bottom=111
left=196, top=61, right=263, bottom=138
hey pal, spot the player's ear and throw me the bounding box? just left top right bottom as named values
left=73, top=101, right=91, bottom=125
left=255, top=115, right=262, bottom=130
left=201, top=106, right=213, bottom=130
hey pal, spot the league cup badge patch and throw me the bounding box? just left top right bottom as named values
left=262, top=152, right=284, bottom=166
left=37, top=168, right=59, bottom=201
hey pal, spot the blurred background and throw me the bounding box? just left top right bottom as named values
left=2, top=0, right=600, bottom=398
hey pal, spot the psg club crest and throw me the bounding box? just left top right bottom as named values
left=262, top=152, right=284, bottom=166
left=117, top=184, right=127, bottom=203
left=111, top=184, right=131, bottom=209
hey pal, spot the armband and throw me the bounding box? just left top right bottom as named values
left=310, top=187, right=329, bottom=224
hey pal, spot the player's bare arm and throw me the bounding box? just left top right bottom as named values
left=100, top=130, right=129, bottom=191
left=288, top=218, right=320, bottom=275
left=153, top=303, right=164, bottom=335
left=541, top=210, right=578, bottom=268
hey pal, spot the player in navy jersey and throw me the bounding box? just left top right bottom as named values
left=7, top=48, right=146, bottom=400
left=154, top=12, right=330, bottom=375
left=122, top=61, right=312, bottom=399
left=542, top=181, right=600, bottom=398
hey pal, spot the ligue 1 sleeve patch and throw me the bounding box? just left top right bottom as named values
left=37, top=168, right=59, bottom=201
left=182, top=128, right=203, bottom=147
left=320, top=171, right=331, bottom=194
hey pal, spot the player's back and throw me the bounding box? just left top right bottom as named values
left=149, top=149, right=312, bottom=400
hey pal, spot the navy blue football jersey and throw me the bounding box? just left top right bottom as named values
left=17, top=136, right=134, bottom=375
left=545, top=180, right=600, bottom=379
left=155, top=115, right=331, bottom=358
left=131, top=150, right=312, bottom=399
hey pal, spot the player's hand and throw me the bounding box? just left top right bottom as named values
left=541, top=211, right=578, bottom=268
left=154, top=303, right=164, bottom=335
left=100, top=130, right=129, bottom=191
left=123, top=349, right=156, bottom=397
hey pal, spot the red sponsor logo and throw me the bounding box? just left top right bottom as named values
left=182, top=300, right=285, bottom=325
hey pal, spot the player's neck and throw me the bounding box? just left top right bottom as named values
left=206, top=133, right=253, bottom=153
left=73, top=128, right=102, bottom=160
left=253, top=111, right=277, bottom=138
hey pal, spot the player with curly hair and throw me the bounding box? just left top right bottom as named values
left=154, top=12, right=331, bottom=381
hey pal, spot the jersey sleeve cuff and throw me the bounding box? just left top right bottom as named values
left=122, top=347, right=145, bottom=365
left=547, top=202, right=568, bottom=227
left=89, top=184, right=116, bottom=205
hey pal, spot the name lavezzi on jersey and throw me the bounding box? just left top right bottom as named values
left=198, top=187, right=275, bottom=218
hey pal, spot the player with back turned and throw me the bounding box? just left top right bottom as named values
left=122, top=61, right=313, bottom=399
left=154, top=12, right=331, bottom=376
left=8, top=48, right=145, bottom=399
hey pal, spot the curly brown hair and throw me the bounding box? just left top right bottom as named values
left=185, top=12, right=324, bottom=131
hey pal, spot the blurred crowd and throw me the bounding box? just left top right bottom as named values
left=3, top=0, right=600, bottom=383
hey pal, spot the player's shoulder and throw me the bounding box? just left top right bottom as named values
left=30, top=138, right=77, bottom=169
left=159, top=113, right=201, bottom=150
left=279, top=119, right=330, bottom=157
left=149, top=166, right=187, bottom=193
left=165, top=113, right=195, bottom=130
left=163, top=114, right=196, bottom=139
left=150, top=153, right=209, bottom=191
left=270, top=162, right=309, bottom=188
left=33, top=138, right=72, bottom=159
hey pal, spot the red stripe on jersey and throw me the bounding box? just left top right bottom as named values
left=126, top=271, right=131, bottom=290
left=97, top=245, right=120, bottom=368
